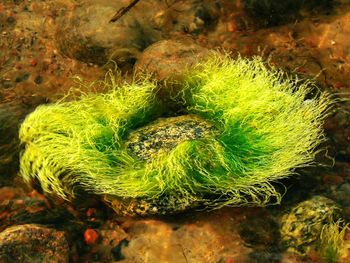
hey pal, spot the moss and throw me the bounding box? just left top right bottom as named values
left=318, top=220, right=350, bottom=263
left=19, top=54, right=332, bottom=214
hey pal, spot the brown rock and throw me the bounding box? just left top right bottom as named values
left=55, top=0, right=163, bottom=67
left=0, top=224, right=69, bottom=263
left=134, top=38, right=210, bottom=83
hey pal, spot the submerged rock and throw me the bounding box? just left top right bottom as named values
left=106, top=114, right=218, bottom=216
left=56, top=0, right=162, bottom=66
left=280, top=196, right=342, bottom=254
left=0, top=224, right=69, bottom=263
left=134, top=39, right=210, bottom=83
left=56, top=0, right=220, bottom=67
left=18, top=55, right=331, bottom=216
left=126, top=114, right=218, bottom=162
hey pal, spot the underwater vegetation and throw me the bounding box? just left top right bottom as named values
left=18, top=54, right=332, bottom=215
left=318, top=220, right=350, bottom=263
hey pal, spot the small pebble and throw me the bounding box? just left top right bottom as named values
left=15, top=72, right=30, bottom=82
left=31, top=59, right=37, bottom=67
left=86, top=208, right=95, bottom=217
left=34, top=75, right=43, bottom=84
left=112, top=238, right=129, bottom=261
left=84, top=229, right=99, bottom=245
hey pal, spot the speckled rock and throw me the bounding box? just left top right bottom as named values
left=104, top=114, right=218, bottom=216
left=280, top=196, right=342, bottom=254
left=126, top=114, right=218, bottom=161
left=0, top=224, right=69, bottom=263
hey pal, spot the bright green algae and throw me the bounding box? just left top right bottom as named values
left=19, top=55, right=332, bottom=214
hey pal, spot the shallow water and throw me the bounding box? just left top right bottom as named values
left=0, top=0, right=350, bottom=262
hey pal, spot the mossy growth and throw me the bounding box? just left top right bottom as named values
left=318, top=220, right=350, bottom=263
left=19, top=54, right=332, bottom=215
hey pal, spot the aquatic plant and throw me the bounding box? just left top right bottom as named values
left=318, top=220, right=350, bottom=263
left=19, top=54, right=332, bottom=214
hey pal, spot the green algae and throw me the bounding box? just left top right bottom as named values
left=318, top=220, right=350, bottom=263
left=19, top=54, right=333, bottom=213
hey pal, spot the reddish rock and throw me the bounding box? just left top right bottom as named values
left=84, top=229, right=99, bottom=245
left=30, top=59, right=37, bottom=67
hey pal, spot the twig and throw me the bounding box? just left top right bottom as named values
left=109, top=0, right=141, bottom=23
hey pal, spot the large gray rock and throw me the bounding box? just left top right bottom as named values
left=126, top=114, right=218, bottom=162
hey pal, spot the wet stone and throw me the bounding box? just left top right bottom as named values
left=125, top=114, right=218, bottom=162
left=280, top=196, right=342, bottom=254
left=55, top=0, right=162, bottom=66
left=105, top=115, right=219, bottom=216
left=134, top=38, right=210, bottom=83
left=34, top=75, right=43, bottom=84
left=0, top=224, right=69, bottom=263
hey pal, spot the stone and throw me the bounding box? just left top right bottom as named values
left=126, top=114, right=218, bottom=162
left=104, top=114, right=218, bottom=216
left=0, top=224, right=69, bottom=263
left=56, top=0, right=163, bottom=66
left=280, top=196, right=342, bottom=254
left=134, top=38, right=210, bottom=83
left=56, top=0, right=220, bottom=67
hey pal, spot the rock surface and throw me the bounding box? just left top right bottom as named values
left=106, top=114, right=219, bottom=216
left=134, top=38, right=210, bottom=83
left=280, top=196, right=342, bottom=254
left=0, top=224, right=69, bottom=263
left=56, top=0, right=220, bottom=66
left=126, top=114, right=218, bottom=161
left=56, top=0, right=162, bottom=67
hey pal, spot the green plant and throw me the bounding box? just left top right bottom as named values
left=318, top=220, right=350, bottom=263
left=19, top=54, right=332, bottom=213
